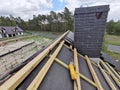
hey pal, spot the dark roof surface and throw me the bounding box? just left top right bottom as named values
left=0, top=26, right=23, bottom=34
left=0, top=31, right=120, bottom=90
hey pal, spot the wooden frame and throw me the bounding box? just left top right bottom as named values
left=27, top=41, right=64, bottom=90
left=100, top=60, right=120, bottom=87
left=53, top=57, right=97, bottom=87
left=85, top=55, right=104, bottom=90
left=74, top=48, right=81, bottom=90
left=98, top=63, right=116, bottom=90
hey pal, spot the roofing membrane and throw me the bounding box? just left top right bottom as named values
left=0, top=31, right=120, bottom=90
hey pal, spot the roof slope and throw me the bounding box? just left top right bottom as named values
left=0, top=31, right=120, bottom=90
left=0, top=26, right=23, bottom=34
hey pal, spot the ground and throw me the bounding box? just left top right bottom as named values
left=0, top=32, right=55, bottom=79
left=102, top=34, right=120, bottom=62
left=0, top=31, right=120, bottom=79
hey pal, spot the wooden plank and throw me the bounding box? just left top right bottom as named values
left=27, top=41, right=64, bottom=90
left=118, top=72, right=120, bottom=75
left=64, top=44, right=85, bottom=59
left=100, top=60, right=120, bottom=87
left=0, top=31, right=68, bottom=90
left=70, top=45, right=72, bottom=50
left=53, top=57, right=97, bottom=87
left=98, top=63, right=116, bottom=90
left=78, top=73, right=97, bottom=87
left=106, top=63, right=120, bottom=80
left=74, top=81, right=77, bottom=90
left=54, top=57, right=69, bottom=69
left=85, top=55, right=104, bottom=90
left=74, top=48, right=81, bottom=90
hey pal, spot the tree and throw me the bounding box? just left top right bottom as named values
left=63, top=7, right=73, bottom=31
left=106, top=20, right=115, bottom=34
left=0, top=7, right=74, bottom=32
left=46, top=15, right=53, bottom=31
left=114, top=22, right=120, bottom=35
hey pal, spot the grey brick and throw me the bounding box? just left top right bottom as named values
left=74, top=5, right=109, bottom=57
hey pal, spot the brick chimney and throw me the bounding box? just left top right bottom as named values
left=74, top=5, right=109, bottom=57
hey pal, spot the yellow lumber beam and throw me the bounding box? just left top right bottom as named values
left=106, top=63, right=120, bottom=80
left=74, top=48, right=81, bottom=90
left=74, top=81, right=77, bottom=90
left=100, top=60, right=120, bottom=87
left=78, top=73, right=97, bottom=87
left=53, top=57, right=97, bottom=87
left=0, top=31, right=68, bottom=90
left=98, top=63, right=116, bottom=90
left=27, top=41, right=64, bottom=90
left=54, top=57, right=69, bottom=69
left=118, top=72, right=120, bottom=75
left=85, top=55, right=104, bottom=90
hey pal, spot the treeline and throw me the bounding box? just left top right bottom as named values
left=0, top=7, right=120, bottom=35
left=0, top=7, right=73, bottom=32
left=106, top=20, right=120, bottom=35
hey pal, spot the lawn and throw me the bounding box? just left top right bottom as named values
left=105, top=34, right=120, bottom=46
left=22, top=35, right=53, bottom=46
left=0, top=31, right=61, bottom=45
left=102, top=34, right=120, bottom=62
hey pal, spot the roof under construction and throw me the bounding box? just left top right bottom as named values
left=0, top=31, right=120, bottom=90
left=0, top=5, right=120, bottom=90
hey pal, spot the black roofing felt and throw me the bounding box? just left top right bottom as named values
left=14, top=40, right=120, bottom=90
left=1, top=32, right=119, bottom=89
left=101, top=52, right=120, bottom=71
left=67, top=31, right=120, bottom=71
left=64, top=31, right=74, bottom=45
left=78, top=56, right=96, bottom=90
left=92, top=65, right=111, bottom=90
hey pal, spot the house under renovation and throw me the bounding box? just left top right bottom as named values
left=0, top=26, right=23, bottom=38
left=0, top=5, right=120, bottom=90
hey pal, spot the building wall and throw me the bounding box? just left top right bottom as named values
left=0, top=33, right=2, bottom=38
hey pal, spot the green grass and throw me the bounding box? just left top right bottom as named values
left=22, top=35, right=54, bottom=45
left=105, top=34, right=120, bottom=46
left=102, top=34, right=120, bottom=62
left=27, top=30, right=63, bottom=39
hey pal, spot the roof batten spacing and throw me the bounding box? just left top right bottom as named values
left=106, top=63, right=120, bottom=79
left=98, top=63, right=117, bottom=90
left=0, top=31, right=68, bottom=90
left=85, top=55, right=104, bottom=90
left=27, top=41, right=64, bottom=90
left=74, top=48, right=81, bottom=90
left=100, top=60, right=120, bottom=87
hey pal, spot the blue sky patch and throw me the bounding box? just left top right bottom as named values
left=51, top=0, right=66, bottom=11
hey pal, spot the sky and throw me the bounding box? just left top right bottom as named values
left=0, top=0, right=120, bottom=21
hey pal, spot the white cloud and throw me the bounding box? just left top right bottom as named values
left=0, top=0, right=53, bottom=20
left=0, top=0, right=120, bottom=21
left=59, top=0, right=120, bottom=21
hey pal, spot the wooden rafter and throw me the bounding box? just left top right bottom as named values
left=27, top=41, right=64, bottom=90
left=100, top=60, right=120, bottom=87
left=0, top=31, right=68, bottom=90
left=98, top=63, right=116, bottom=90
left=74, top=48, right=81, bottom=90
left=85, top=55, right=104, bottom=90
left=53, top=57, right=97, bottom=87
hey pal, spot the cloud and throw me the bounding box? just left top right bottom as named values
left=59, top=0, right=120, bottom=21
left=0, top=0, right=120, bottom=21
left=0, top=0, right=53, bottom=20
